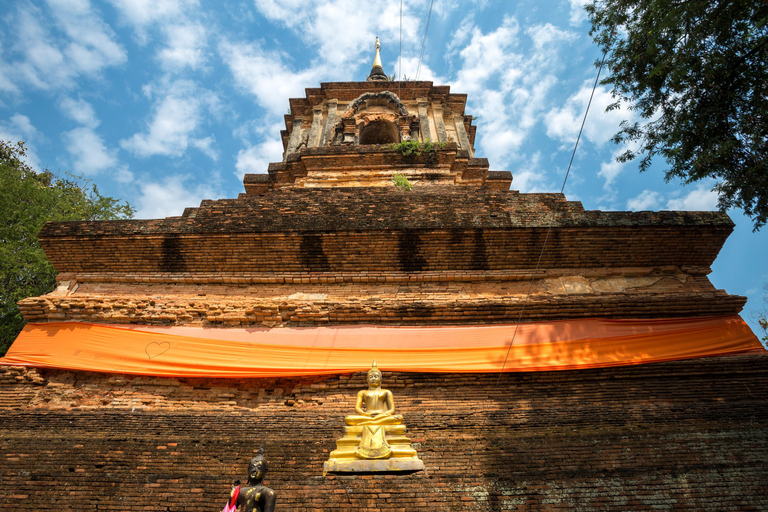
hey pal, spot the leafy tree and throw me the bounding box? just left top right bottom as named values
left=0, top=140, right=134, bottom=356
left=586, top=0, right=768, bottom=229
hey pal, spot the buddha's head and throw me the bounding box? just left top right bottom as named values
left=248, top=446, right=269, bottom=483
left=367, top=360, right=382, bottom=388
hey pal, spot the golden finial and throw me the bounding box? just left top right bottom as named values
left=367, top=37, right=388, bottom=82
left=373, top=37, right=382, bottom=68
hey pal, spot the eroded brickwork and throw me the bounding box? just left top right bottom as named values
left=27, top=186, right=745, bottom=327
left=2, top=354, right=767, bottom=510
left=38, top=188, right=735, bottom=275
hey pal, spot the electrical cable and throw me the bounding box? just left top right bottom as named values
left=416, top=0, right=435, bottom=80
left=462, top=49, right=610, bottom=459
left=492, top=49, right=609, bottom=388
left=399, top=0, right=403, bottom=81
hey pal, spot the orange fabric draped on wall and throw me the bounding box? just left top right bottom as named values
left=0, top=316, right=763, bottom=377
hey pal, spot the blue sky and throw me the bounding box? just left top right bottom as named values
left=1, top=0, right=765, bottom=338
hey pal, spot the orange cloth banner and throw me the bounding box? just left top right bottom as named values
left=0, top=316, right=763, bottom=377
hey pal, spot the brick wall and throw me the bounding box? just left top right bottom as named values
left=19, top=263, right=746, bottom=326
left=37, top=188, right=733, bottom=277
left=2, top=354, right=767, bottom=510
left=18, top=289, right=745, bottom=327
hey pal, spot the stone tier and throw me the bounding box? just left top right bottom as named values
left=286, top=81, right=470, bottom=119
left=37, top=188, right=734, bottom=276
left=244, top=144, right=505, bottom=191
left=281, top=80, right=477, bottom=154
left=18, top=289, right=746, bottom=327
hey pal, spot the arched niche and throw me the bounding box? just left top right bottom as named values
left=359, top=119, right=400, bottom=145
left=343, top=91, right=408, bottom=117
left=331, top=90, right=416, bottom=146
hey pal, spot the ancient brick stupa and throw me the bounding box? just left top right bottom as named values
left=1, top=41, right=767, bottom=511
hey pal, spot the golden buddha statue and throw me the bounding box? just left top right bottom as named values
left=324, top=362, right=424, bottom=474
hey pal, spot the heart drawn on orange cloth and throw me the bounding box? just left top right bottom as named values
left=145, top=341, right=171, bottom=359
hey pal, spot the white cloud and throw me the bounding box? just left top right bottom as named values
left=109, top=0, right=206, bottom=69
left=598, top=158, right=625, bottom=187
left=191, top=136, right=218, bottom=161
left=526, top=23, right=577, bottom=49
left=252, top=0, right=421, bottom=71
left=234, top=139, right=283, bottom=179
left=545, top=84, right=626, bottom=147
left=446, top=19, right=576, bottom=168
left=396, top=56, right=444, bottom=83
left=596, top=143, right=633, bottom=188
left=220, top=40, right=322, bottom=117
left=627, top=189, right=661, bottom=211
left=62, top=126, right=118, bottom=174
left=511, top=152, right=554, bottom=193
left=13, top=6, right=70, bottom=89
left=666, top=184, right=719, bottom=211
left=114, top=166, right=134, bottom=183
left=6, top=1, right=125, bottom=91
left=109, top=0, right=198, bottom=27
left=0, top=57, right=19, bottom=94
left=1, top=114, right=39, bottom=141
left=135, top=174, right=219, bottom=218
left=120, top=79, right=219, bottom=158
left=625, top=183, right=719, bottom=213
left=446, top=15, right=475, bottom=57
left=58, top=96, right=128, bottom=176
left=567, top=0, right=588, bottom=26
left=59, top=97, right=99, bottom=128
left=452, top=17, right=521, bottom=95
left=220, top=1, right=432, bottom=125
left=0, top=114, right=42, bottom=169
left=46, top=0, right=126, bottom=73
left=157, top=22, right=207, bottom=70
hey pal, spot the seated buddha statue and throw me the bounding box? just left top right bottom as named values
left=345, top=361, right=404, bottom=458
left=324, top=362, right=424, bottom=473
left=346, top=362, right=403, bottom=426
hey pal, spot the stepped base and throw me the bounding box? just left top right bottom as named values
left=324, top=457, right=425, bottom=475
left=324, top=423, right=424, bottom=475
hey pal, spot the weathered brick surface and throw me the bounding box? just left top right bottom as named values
left=28, top=186, right=743, bottom=326
left=37, top=188, right=733, bottom=275
left=2, top=354, right=767, bottom=510
left=260, top=145, right=495, bottom=189
left=289, top=81, right=468, bottom=115
left=17, top=265, right=746, bottom=326
left=17, top=290, right=746, bottom=326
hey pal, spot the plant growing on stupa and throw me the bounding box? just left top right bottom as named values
left=392, top=173, right=413, bottom=191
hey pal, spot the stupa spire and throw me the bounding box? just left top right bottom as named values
left=367, top=37, right=388, bottom=82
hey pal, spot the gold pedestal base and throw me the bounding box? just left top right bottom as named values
left=324, top=457, right=425, bottom=474
left=324, top=424, right=424, bottom=475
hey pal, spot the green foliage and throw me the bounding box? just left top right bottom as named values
left=758, top=283, right=768, bottom=347
left=586, top=0, right=768, bottom=230
left=392, top=173, right=413, bottom=191
left=390, top=139, right=446, bottom=157
left=0, top=140, right=134, bottom=356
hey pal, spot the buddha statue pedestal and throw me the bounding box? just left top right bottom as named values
left=324, top=423, right=425, bottom=474
left=323, top=362, right=424, bottom=475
